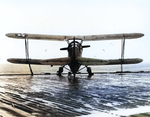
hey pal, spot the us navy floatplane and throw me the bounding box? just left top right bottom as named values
left=6, top=33, right=144, bottom=79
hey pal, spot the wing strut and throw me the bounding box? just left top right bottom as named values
left=121, top=35, right=126, bottom=73
left=24, top=35, right=33, bottom=75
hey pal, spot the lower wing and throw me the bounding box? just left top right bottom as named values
left=77, top=57, right=109, bottom=65
left=7, top=57, right=71, bottom=66
left=106, top=58, right=143, bottom=65
left=77, top=57, right=143, bottom=65
left=7, top=57, right=142, bottom=66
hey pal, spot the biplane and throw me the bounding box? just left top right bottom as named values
left=6, top=33, right=144, bottom=79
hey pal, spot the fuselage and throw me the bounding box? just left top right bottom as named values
left=68, top=41, right=83, bottom=74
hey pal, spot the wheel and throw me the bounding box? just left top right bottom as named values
left=57, top=67, right=63, bottom=76
left=87, top=67, right=94, bottom=77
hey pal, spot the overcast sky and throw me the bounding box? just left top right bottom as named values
left=0, top=0, right=150, bottom=64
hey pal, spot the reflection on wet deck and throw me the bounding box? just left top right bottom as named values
left=0, top=73, right=150, bottom=117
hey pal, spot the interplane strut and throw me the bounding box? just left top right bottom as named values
left=121, top=35, right=126, bottom=73
left=24, top=34, right=33, bottom=75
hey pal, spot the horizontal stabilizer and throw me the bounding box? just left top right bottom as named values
left=6, top=33, right=144, bottom=41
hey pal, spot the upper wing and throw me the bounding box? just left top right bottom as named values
left=79, top=33, right=144, bottom=41
left=6, top=33, right=73, bottom=41
left=6, top=33, right=144, bottom=41
left=77, top=57, right=143, bottom=65
left=7, top=57, right=71, bottom=65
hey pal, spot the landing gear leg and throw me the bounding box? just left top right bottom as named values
left=73, top=74, right=76, bottom=80
left=57, top=67, right=63, bottom=76
left=67, top=72, right=76, bottom=80
left=87, top=67, right=94, bottom=77
left=68, top=72, right=71, bottom=80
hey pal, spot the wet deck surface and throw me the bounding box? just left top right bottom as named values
left=0, top=73, right=150, bottom=117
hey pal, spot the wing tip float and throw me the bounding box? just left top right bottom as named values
left=6, top=33, right=144, bottom=41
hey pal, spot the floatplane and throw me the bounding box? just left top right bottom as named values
left=6, top=33, right=144, bottom=79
